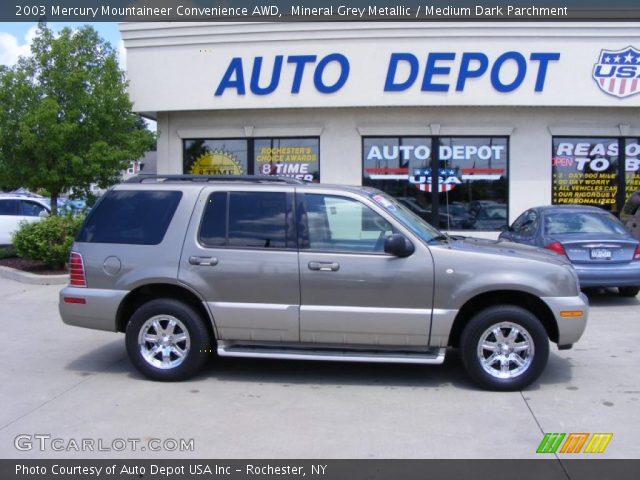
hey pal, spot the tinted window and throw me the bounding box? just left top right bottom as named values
left=0, top=200, right=18, bottom=215
left=77, top=190, right=182, bottom=245
left=228, top=192, right=292, bottom=249
left=199, top=192, right=227, bottom=247
left=198, top=191, right=294, bottom=249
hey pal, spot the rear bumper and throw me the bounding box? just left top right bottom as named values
left=59, top=286, right=128, bottom=332
left=573, top=262, right=640, bottom=287
left=540, top=293, right=589, bottom=347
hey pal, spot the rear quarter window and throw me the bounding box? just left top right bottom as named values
left=77, top=190, right=182, bottom=245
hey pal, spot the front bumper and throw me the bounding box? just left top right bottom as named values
left=540, top=293, right=589, bottom=347
left=59, top=286, right=128, bottom=332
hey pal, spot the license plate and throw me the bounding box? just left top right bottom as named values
left=590, top=248, right=611, bottom=260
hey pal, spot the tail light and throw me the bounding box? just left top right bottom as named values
left=69, top=252, right=87, bottom=287
left=545, top=241, right=567, bottom=256
left=634, top=245, right=640, bottom=261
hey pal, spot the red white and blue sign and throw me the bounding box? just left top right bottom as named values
left=365, top=166, right=505, bottom=193
left=592, top=46, right=640, bottom=99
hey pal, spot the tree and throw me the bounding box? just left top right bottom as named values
left=0, top=24, right=154, bottom=214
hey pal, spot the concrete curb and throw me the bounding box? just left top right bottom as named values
left=0, top=265, right=68, bottom=285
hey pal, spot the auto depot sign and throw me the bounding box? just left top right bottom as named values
left=215, top=51, right=561, bottom=96
left=122, top=24, right=640, bottom=111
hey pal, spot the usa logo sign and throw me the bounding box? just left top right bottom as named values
left=592, top=46, right=640, bottom=99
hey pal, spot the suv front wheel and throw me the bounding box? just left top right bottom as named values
left=125, top=299, right=212, bottom=381
left=460, top=305, right=549, bottom=391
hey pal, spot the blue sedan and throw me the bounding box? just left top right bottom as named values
left=499, top=205, right=640, bottom=297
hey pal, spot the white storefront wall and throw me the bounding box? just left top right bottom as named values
left=121, top=22, right=640, bottom=234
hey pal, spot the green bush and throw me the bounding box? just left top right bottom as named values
left=12, top=214, right=85, bottom=269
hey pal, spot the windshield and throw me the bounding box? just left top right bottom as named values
left=367, top=191, right=443, bottom=243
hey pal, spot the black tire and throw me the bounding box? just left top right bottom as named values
left=125, top=299, right=212, bottom=381
left=618, top=287, right=640, bottom=297
left=460, top=305, right=549, bottom=391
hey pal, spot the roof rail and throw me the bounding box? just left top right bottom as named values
left=124, top=174, right=306, bottom=185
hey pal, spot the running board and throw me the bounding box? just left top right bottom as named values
left=217, top=345, right=446, bottom=365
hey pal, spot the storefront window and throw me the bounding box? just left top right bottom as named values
left=363, top=137, right=434, bottom=224
left=624, top=138, right=640, bottom=202
left=362, top=136, right=508, bottom=230
left=254, top=138, right=319, bottom=182
left=183, top=138, right=319, bottom=181
left=438, top=137, right=508, bottom=231
left=551, top=137, right=624, bottom=213
left=183, top=139, right=248, bottom=175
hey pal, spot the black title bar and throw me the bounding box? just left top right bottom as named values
left=3, top=459, right=640, bottom=480
left=3, top=1, right=640, bottom=22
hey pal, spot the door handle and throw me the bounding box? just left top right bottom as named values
left=189, top=256, right=219, bottom=266
left=308, top=261, right=340, bottom=272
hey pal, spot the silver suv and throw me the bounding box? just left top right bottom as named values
left=59, top=176, right=588, bottom=391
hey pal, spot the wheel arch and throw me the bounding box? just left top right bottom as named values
left=116, top=283, right=216, bottom=341
left=447, top=290, right=559, bottom=348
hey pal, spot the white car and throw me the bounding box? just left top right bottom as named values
left=0, top=194, right=50, bottom=245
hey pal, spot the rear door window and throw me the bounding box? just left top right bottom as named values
left=198, top=191, right=295, bottom=249
left=77, top=190, right=182, bottom=245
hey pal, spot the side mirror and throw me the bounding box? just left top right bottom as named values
left=39, top=210, right=49, bottom=218
left=384, top=234, right=415, bottom=258
left=500, top=224, right=512, bottom=232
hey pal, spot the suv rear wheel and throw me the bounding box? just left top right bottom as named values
left=460, top=305, right=549, bottom=391
left=125, top=299, right=212, bottom=381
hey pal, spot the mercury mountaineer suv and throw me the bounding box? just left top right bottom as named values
left=59, top=175, right=588, bottom=391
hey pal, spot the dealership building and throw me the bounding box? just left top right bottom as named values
left=120, top=22, right=640, bottom=235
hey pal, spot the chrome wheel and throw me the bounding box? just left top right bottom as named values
left=476, top=322, right=534, bottom=379
left=138, top=315, right=191, bottom=370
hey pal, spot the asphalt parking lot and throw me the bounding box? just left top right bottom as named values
left=0, top=276, right=639, bottom=460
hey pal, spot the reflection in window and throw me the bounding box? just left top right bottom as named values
left=544, top=212, right=627, bottom=235
left=624, top=138, right=640, bottom=210
left=301, top=194, right=394, bottom=253
left=362, top=136, right=508, bottom=231
left=199, top=191, right=294, bottom=249
left=199, top=192, right=227, bottom=247
left=439, top=137, right=508, bottom=231
left=183, top=137, right=320, bottom=181
left=551, top=137, right=619, bottom=213
left=254, top=138, right=319, bottom=182
left=183, top=139, right=248, bottom=175
left=227, top=192, right=294, bottom=249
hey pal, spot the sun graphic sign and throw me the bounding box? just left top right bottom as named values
left=189, top=150, right=244, bottom=175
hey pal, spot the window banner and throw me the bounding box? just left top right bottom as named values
left=552, top=138, right=620, bottom=210
left=624, top=139, right=640, bottom=201
left=254, top=138, right=319, bottom=182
